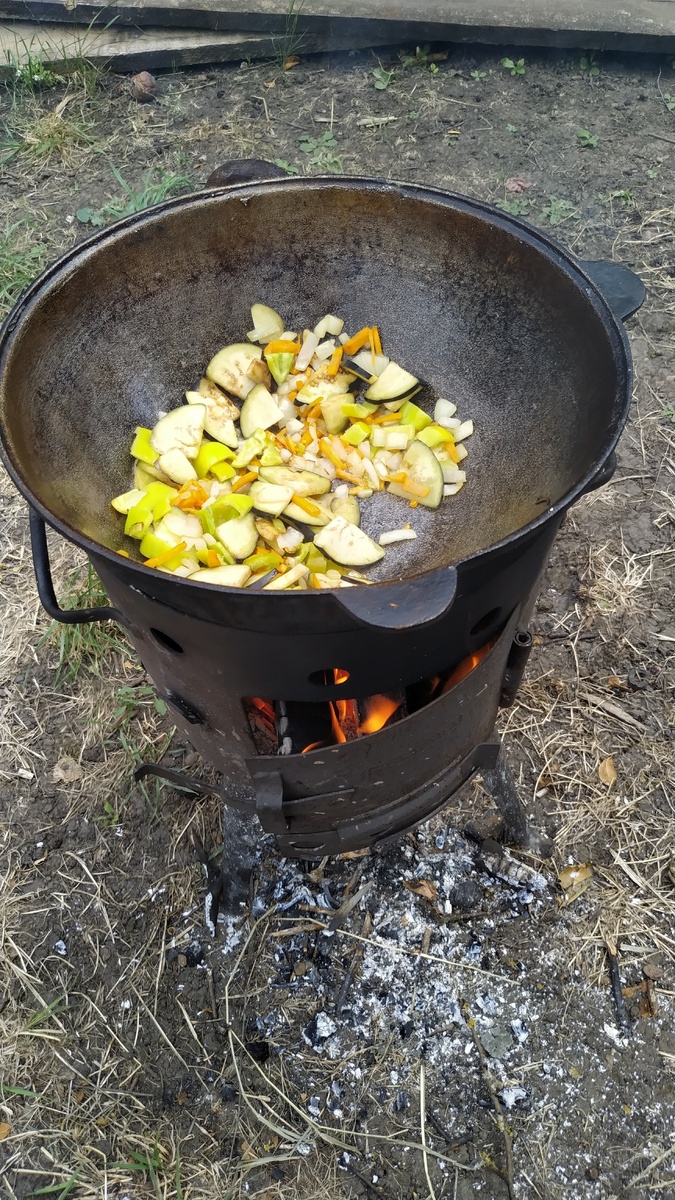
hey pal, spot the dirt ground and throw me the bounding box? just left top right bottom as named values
left=1, top=37, right=675, bottom=1200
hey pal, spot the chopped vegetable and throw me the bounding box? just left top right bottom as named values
left=112, top=305, right=472, bottom=586
left=314, top=516, right=385, bottom=567
left=364, top=361, right=418, bottom=402
left=378, top=528, right=418, bottom=546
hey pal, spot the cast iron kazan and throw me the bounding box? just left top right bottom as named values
left=0, top=172, right=644, bottom=704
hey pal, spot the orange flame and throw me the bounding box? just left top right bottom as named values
left=441, top=637, right=496, bottom=694
left=359, top=694, right=400, bottom=734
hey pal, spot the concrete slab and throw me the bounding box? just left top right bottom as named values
left=2, top=0, right=675, bottom=53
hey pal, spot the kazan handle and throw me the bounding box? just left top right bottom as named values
left=580, top=260, right=646, bottom=322
left=29, top=507, right=123, bottom=626
left=334, top=566, right=458, bottom=629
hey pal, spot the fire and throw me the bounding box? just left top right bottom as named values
left=440, top=637, right=497, bottom=694
left=359, top=694, right=401, bottom=734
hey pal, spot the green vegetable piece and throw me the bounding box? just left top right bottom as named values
left=139, top=531, right=184, bottom=567
left=130, top=427, right=158, bottom=466
left=399, top=400, right=432, bottom=432
left=209, top=493, right=254, bottom=523
left=342, top=401, right=378, bottom=419
left=416, top=424, right=454, bottom=449
left=243, top=551, right=280, bottom=571
left=124, top=482, right=175, bottom=538
left=266, top=351, right=295, bottom=385
left=260, top=443, right=284, bottom=467
left=232, top=430, right=265, bottom=469
left=193, top=440, right=234, bottom=477
left=341, top=422, right=370, bottom=446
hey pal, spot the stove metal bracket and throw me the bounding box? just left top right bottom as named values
left=253, top=772, right=289, bottom=835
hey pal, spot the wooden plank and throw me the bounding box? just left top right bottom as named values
left=2, top=0, right=675, bottom=53
left=0, top=19, right=388, bottom=72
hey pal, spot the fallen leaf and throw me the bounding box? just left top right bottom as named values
left=428, top=50, right=449, bottom=61
left=0, top=1123, right=11, bottom=1141
left=74, top=1089, right=86, bottom=1104
left=558, top=863, right=593, bottom=891
left=338, top=848, right=369, bottom=860
left=403, top=879, right=437, bottom=903
left=505, top=176, right=532, bottom=193
left=558, top=862, right=594, bottom=908
left=52, top=756, right=83, bottom=784
left=608, top=675, right=628, bottom=690
left=264, top=81, right=276, bottom=88
left=284, top=55, right=301, bottom=70
left=598, top=756, right=618, bottom=787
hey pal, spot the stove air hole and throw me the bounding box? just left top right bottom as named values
left=150, top=628, right=184, bottom=654
left=469, top=607, right=502, bottom=638
left=308, top=668, right=351, bottom=687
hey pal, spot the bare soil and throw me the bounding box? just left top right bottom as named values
left=1, top=40, right=674, bottom=1200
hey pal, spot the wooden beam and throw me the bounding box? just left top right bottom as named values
left=0, top=19, right=388, bottom=73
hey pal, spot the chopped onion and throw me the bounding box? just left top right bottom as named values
left=374, top=459, right=389, bottom=479
left=295, top=331, right=319, bottom=372
left=277, top=527, right=303, bottom=553
left=285, top=417, right=304, bottom=436
left=443, top=481, right=465, bottom=497
left=353, top=350, right=389, bottom=377
left=355, top=487, right=373, bottom=498
left=456, top=443, right=468, bottom=462
left=333, top=483, right=349, bottom=498
left=361, top=458, right=381, bottom=490
left=441, top=463, right=465, bottom=484
left=454, top=419, right=474, bottom=442
left=314, top=338, right=336, bottom=361
left=314, top=314, right=344, bottom=338
left=434, top=397, right=457, bottom=426
left=378, top=528, right=418, bottom=546
left=279, top=448, right=292, bottom=462
left=338, top=331, right=350, bottom=344
left=276, top=399, right=297, bottom=427
left=313, top=459, right=336, bottom=479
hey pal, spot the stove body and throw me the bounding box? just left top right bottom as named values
left=95, top=555, right=544, bottom=856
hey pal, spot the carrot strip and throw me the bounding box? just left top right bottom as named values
left=444, top=441, right=461, bottom=464
left=292, top=493, right=323, bottom=516
left=388, top=471, right=407, bottom=483
left=288, top=389, right=298, bottom=401
left=304, top=400, right=323, bottom=420
left=336, top=468, right=364, bottom=485
left=144, top=541, right=187, bottom=569
left=409, top=499, right=419, bottom=509
left=231, top=471, right=257, bottom=492
left=401, top=476, right=430, bottom=498
left=342, top=327, right=371, bottom=355
left=371, top=325, right=382, bottom=355
left=371, top=412, right=403, bottom=424
left=319, top=438, right=344, bottom=469
left=171, top=481, right=209, bottom=510
left=327, top=345, right=343, bottom=376
left=263, top=339, right=301, bottom=355
left=206, top=548, right=221, bottom=568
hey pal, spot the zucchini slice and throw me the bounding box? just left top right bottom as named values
left=156, top=448, right=198, bottom=485
left=215, top=512, right=259, bottom=560
left=188, top=564, right=251, bottom=586
left=387, top=439, right=443, bottom=509
left=247, top=303, right=284, bottom=344
left=314, top=516, right=385, bottom=566
left=206, top=343, right=267, bottom=401
left=259, top=465, right=331, bottom=496
left=248, top=480, right=294, bottom=517
left=364, top=361, right=418, bottom=402
left=239, top=384, right=284, bottom=439
left=150, top=404, right=205, bottom=459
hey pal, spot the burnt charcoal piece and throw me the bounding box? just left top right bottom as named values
left=244, top=1040, right=270, bottom=1064
left=393, top=1091, right=410, bottom=1112
left=221, top=1083, right=238, bottom=1102
left=302, top=1011, right=337, bottom=1048
left=449, top=880, right=484, bottom=911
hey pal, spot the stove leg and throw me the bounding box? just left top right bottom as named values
left=482, top=744, right=554, bottom=858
